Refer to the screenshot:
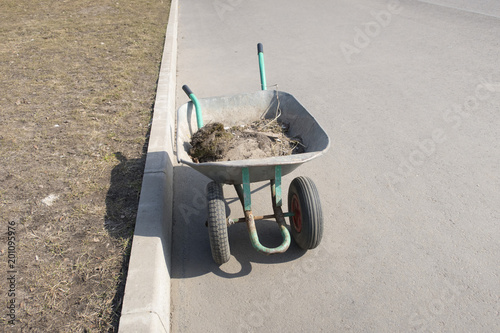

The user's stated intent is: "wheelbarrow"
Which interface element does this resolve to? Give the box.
[176,44,330,264]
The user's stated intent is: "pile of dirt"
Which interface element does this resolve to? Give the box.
[189,119,305,163]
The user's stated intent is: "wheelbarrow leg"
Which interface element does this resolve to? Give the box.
[233,167,291,255]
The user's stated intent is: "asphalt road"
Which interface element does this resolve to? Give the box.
[171,0,500,331]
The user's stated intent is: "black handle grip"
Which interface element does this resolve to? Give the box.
[182,84,193,96]
[257,43,264,54]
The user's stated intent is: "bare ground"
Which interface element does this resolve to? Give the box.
[0,0,170,331]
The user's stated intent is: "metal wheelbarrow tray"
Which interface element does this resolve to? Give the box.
[177,90,329,183]
[176,89,330,264]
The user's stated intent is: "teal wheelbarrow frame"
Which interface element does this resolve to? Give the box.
[177,44,330,264]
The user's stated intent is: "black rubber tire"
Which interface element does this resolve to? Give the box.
[287,176,323,249]
[206,181,230,265]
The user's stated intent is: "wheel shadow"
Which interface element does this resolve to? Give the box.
[171,165,307,280]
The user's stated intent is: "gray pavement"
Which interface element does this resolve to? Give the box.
[171,0,500,332]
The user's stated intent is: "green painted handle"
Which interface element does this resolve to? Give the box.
[257,43,267,90]
[182,85,203,130]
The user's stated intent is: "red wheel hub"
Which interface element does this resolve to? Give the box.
[291,194,302,233]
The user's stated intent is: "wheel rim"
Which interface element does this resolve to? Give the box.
[291,194,302,233]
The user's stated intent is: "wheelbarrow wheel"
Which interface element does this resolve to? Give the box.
[287,176,323,249]
[207,181,230,265]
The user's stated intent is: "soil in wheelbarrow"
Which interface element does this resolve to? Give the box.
[189,119,305,163]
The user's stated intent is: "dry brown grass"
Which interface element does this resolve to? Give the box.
[0,0,170,331]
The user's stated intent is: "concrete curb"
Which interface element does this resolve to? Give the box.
[118,0,178,332]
